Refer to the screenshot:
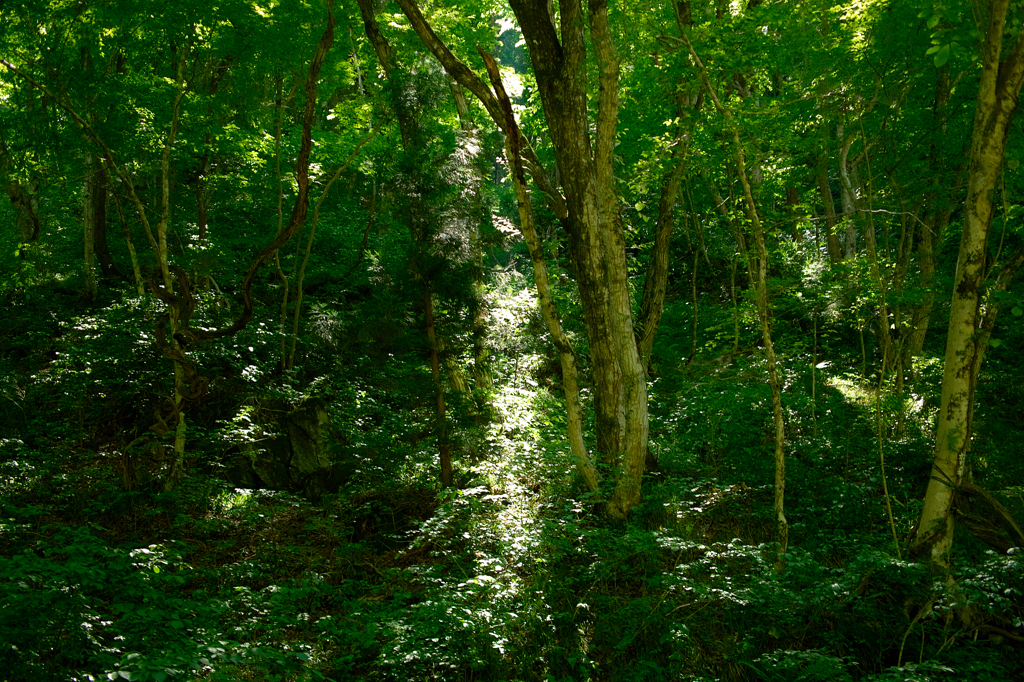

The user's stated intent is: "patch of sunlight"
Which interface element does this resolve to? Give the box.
[214,487,254,513]
[911,355,942,376]
[827,373,876,407]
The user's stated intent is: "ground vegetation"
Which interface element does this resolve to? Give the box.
[2,0,1024,680]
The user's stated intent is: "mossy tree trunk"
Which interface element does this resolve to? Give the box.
[503,0,649,519]
[911,0,1024,568]
[395,0,689,517]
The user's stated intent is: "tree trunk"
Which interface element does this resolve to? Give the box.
[479,48,600,494]
[288,126,378,370]
[84,153,119,296]
[424,286,453,487]
[108,188,146,295]
[506,0,648,519]
[839,129,893,378]
[395,0,676,517]
[358,0,456,486]
[83,157,99,301]
[159,52,189,488]
[815,150,843,264]
[88,159,121,281]
[1,129,42,245]
[682,28,787,560]
[837,124,858,259]
[907,68,955,365]
[911,0,1024,568]
[906,209,943,363]
[449,79,495,408]
[637,110,689,370]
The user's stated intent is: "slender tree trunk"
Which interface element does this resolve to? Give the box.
[730,255,740,352]
[193,58,229,290]
[906,210,942,362]
[7,180,41,244]
[106,188,145,295]
[288,127,378,370]
[687,244,699,366]
[739,147,788,563]
[1,130,42,245]
[705,176,748,352]
[838,124,859,259]
[424,286,453,487]
[358,0,456,486]
[272,75,293,370]
[396,0,671,517]
[785,185,801,242]
[841,133,893,378]
[890,205,913,392]
[194,147,213,291]
[89,160,120,281]
[637,111,689,369]
[450,79,494,407]
[907,68,955,365]
[911,0,1024,568]
[683,29,787,560]
[479,51,599,493]
[83,155,100,301]
[815,152,843,264]
[160,51,189,488]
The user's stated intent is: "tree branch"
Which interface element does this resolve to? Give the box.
[392,0,567,218]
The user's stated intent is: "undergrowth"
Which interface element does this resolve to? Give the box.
[1,285,1023,682]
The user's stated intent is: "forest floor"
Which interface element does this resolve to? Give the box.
[1,283,1023,682]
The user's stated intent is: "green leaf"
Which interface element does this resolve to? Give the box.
[934,44,950,67]
[1012,306,1023,317]
[927,14,940,29]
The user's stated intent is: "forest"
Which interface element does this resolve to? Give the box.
[2,0,1024,679]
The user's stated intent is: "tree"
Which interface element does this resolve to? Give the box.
[1,0,340,487]
[681,23,788,561]
[911,0,1024,568]
[392,0,693,519]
